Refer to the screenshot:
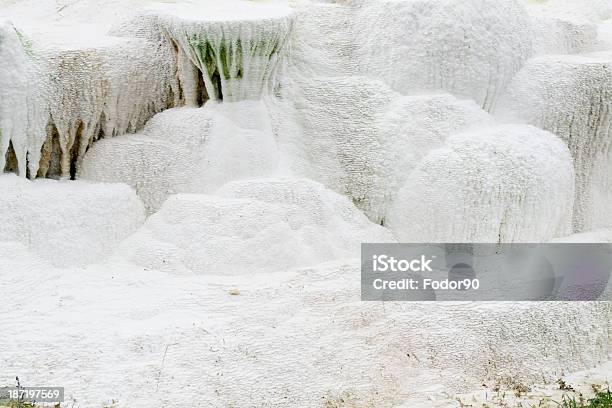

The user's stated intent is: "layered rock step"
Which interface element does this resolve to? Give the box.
[497,52,612,232]
[0,0,294,180]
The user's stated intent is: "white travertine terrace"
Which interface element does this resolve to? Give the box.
[1,0,612,406]
[354,0,534,111]
[387,125,576,243]
[0,0,294,179]
[497,53,612,232]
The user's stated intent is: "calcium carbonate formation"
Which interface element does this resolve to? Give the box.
[79,101,280,212]
[354,0,533,111]
[155,4,294,102]
[116,178,394,275]
[386,125,575,243]
[2,0,612,406]
[0,174,145,267]
[497,53,612,232]
[0,1,294,180]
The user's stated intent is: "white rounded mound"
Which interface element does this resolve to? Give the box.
[80,101,280,212]
[496,53,612,232]
[284,76,395,220]
[0,174,145,267]
[372,93,495,224]
[116,178,394,275]
[354,0,533,111]
[387,125,575,243]
[284,76,494,224]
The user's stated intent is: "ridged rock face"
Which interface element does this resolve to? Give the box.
[115,178,394,275]
[0,22,180,180]
[39,37,180,180]
[158,12,294,102]
[496,53,612,232]
[0,4,294,181]
[353,0,533,111]
[387,125,575,243]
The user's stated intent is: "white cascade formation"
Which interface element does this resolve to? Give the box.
[0,19,45,177]
[155,5,294,103]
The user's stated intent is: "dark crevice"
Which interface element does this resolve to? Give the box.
[38,121,62,179]
[69,121,84,180]
[212,70,223,101]
[96,111,107,141]
[197,69,209,106]
[4,140,19,175]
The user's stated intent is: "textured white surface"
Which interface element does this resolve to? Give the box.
[0,18,178,179]
[521,0,612,23]
[1,0,612,406]
[0,248,609,407]
[80,101,280,212]
[279,77,495,223]
[154,2,294,102]
[354,0,533,111]
[496,53,612,232]
[0,19,42,177]
[0,0,293,178]
[0,174,145,267]
[116,178,394,275]
[387,125,575,243]
[553,228,612,243]
[527,8,597,55]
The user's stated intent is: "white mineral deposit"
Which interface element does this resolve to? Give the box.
[0,0,611,407]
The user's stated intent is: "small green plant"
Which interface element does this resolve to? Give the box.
[557,389,612,408]
[587,389,612,407]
